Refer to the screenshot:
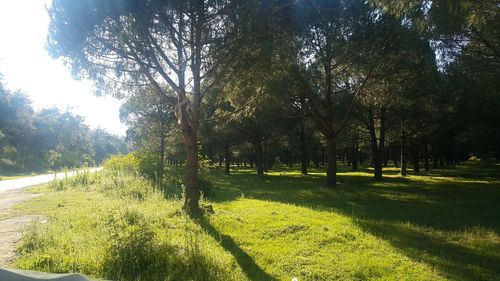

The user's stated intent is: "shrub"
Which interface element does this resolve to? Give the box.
[48,170,102,191]
[135,151,160,180]
[103,154,139,173]
[100,171,157,201]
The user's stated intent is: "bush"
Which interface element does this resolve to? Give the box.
[135,151,161,180]
[104,151,166,182]
[100,171,157,201]
[103,154,139,173]
[48,170,102,191]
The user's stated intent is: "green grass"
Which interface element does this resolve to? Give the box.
[11,161,500,280]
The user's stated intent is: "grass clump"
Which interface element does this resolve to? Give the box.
[16,171,246,281]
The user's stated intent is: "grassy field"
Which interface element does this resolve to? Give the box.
[11,161,500,280]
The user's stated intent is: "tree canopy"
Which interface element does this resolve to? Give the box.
[46,0,500,210]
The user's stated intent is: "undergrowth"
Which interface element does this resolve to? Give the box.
[17,170,246,281]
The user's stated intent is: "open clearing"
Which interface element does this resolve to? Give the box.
[8,161,500,280]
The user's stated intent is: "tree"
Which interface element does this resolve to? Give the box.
[48,0,233,210]
[0,81,35,171]
[91,128,129,165]
[355,16,439,179]
[282,0,378,187]
[120,87,175,179]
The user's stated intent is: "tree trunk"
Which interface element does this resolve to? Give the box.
[263,141,269,173]
[401,127,408,177]
[368,116,382,179]
[301,155,308,175]
[411,141,420,173]
[367,108,385,180]
[255,141,264,176]
[326,135,337,187]
[183,132,199,211]
[352,142,358,171]
[373,148,383,179]
[299,126,308,175]
[224,146,231,175]
[321,146,325,166]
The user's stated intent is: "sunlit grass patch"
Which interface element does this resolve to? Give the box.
[209,198,442,280]
[14,172,247,281]
[12,160,500,280]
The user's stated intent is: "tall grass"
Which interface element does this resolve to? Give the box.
[18,170,246,281]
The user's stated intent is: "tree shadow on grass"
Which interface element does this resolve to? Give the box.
[193,213,278,281]
[357,220,500,281]
[206,162,500,280]
[209,168,500,233]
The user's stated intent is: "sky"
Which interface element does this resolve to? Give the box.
[0,0,127,136]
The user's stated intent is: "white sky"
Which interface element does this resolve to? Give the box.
[0,0,127,136]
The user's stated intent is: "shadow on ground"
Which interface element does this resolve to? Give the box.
[194,214,278,281]
[206,161,500,280]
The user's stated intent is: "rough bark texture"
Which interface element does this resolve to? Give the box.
[366,107,385,180]
[183,131,199,211]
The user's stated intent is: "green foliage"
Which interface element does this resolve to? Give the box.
[103,154,140,174]
[100,152,212,201]
[0,76,127,174]
[48,170,101,191]
[92,128,129,165]
[135,151,162,179]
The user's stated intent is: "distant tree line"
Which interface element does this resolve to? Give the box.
[0,77,128,173]
[48,0,499,210]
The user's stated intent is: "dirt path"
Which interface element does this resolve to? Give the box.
[0,190,45,267]
[0,168,102,266]
[0,167,102,192]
